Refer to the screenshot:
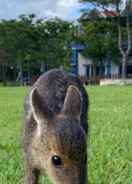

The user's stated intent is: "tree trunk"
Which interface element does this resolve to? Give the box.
[27,62,30,85]
[122,54,127,79]
[99,60,103,78]
[118,3,131,79]
[17,61,23,85]
[16,61,23,85]
[93,63,96,80]
[13,67,16,81]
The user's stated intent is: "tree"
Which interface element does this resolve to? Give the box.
[0,20,18,85]
[79,8,119,78]
[36,18,75,70]
[80,0,132,79]
[0,49,10,85]
[118,2,132,78]
[0,15,76,85]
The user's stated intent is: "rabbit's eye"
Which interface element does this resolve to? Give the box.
[52,155,62,167]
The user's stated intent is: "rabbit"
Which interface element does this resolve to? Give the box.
[22,69,89,184]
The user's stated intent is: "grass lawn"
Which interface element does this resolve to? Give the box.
[0,86,132,184]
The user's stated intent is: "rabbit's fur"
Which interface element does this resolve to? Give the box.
[22,69,88,184]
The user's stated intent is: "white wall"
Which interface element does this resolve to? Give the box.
[78,54,92,76]
[78,54,120,78]
[111,63,119,76]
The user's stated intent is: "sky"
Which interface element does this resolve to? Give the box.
[0,0,89,21]
[0,0,126,21]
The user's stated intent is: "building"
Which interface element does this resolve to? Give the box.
[73,4,132,81]
[71,43,132,80]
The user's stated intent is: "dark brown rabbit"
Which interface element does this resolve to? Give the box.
[22,69,89,184]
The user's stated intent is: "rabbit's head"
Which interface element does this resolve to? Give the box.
[30,86,87,184]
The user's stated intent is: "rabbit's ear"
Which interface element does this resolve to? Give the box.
[30,88,53,123]
[62,85,82,120]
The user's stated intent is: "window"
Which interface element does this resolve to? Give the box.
[86,65,89,77]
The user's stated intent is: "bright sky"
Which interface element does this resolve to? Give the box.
[0,0,126,21]
[0,0,88,21]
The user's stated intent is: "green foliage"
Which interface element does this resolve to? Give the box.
[0,15,75,83]
[35,18,75,69]
[80,18,120,66]
[81,20,108,60]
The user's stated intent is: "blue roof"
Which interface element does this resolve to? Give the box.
[71,43,85,50]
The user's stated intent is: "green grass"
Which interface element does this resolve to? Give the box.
[0,86,132,184]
